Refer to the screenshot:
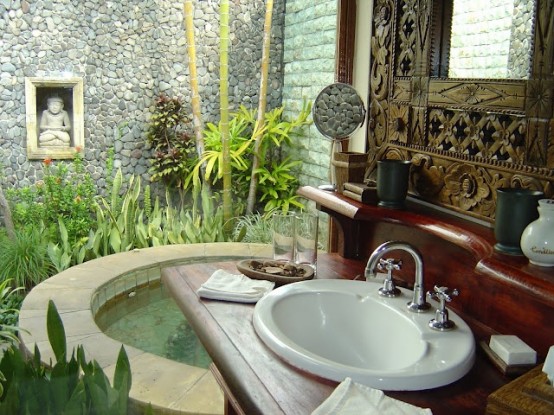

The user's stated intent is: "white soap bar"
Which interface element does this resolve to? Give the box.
[489,335,537,365]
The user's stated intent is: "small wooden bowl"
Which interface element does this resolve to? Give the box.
[236,259,314,285]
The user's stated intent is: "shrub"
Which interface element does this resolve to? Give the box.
[0,300,132,414]
[146,94,197,190]
[0,279,24,347]
[233,213,273,244]
[0,227,54,289]
[7,152,96,245]
[187,103,312,214]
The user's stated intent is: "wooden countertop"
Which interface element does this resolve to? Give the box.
[162,253,512,415]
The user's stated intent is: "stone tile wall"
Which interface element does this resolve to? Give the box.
[282,0,337,190]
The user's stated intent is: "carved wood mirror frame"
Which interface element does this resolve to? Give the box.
[366,0,554,222]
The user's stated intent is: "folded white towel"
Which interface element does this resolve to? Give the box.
[312,378,433,415]
[197,269,275,303]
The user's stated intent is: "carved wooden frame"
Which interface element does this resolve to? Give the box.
[367,0,554,222]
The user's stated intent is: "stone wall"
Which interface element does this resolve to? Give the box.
[0,0,285,193]
[282,0,337,189]
[281,0,337,247]
[449,0,534,79]
[507,0,535,79]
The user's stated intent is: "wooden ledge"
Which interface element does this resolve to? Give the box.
[298,185,493,259]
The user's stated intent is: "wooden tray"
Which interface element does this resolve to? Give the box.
[236,259,314,285]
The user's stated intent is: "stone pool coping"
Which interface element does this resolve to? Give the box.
[19,242,272,415]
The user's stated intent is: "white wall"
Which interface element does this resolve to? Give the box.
[349,0,373,154]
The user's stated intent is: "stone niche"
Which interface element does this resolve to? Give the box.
[25,77,84,159]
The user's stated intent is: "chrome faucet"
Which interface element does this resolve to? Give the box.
[365,241,431,312]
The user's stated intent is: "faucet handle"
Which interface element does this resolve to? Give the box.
[428,286,459,303]
[427,286,459,331]
[377,258,402,272]
[376,258,402,297]
[377,258,402,273]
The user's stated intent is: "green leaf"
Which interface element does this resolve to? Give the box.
[109,228,122,253]
[47,300,66,363]
[113,346,131,394]
[63,380,86,413]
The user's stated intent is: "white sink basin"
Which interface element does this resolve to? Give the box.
[253,279,475,391]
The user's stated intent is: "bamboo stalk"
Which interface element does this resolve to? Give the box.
[246,0,274,214]
[219,0,232,224]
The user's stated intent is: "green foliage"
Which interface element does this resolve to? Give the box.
[105,123,125,197]
[232,213,272,244]
[47,218,89,273]
[84,169,228,259]
[0,227,54,289]
[0,279,24,347]
[91,169,144,255]
[147,94,197,189]
[187,107,253,202]
[0,300,132,414]
[7,153,96,244]
[187,102,312,214]
[255,156,305,213]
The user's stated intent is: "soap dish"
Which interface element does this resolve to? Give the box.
[480,341,537,377]
[236,259,314,285]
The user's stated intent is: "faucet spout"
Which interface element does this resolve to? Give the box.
[365,241,430,313]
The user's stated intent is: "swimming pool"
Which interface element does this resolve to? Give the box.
[95,282,212,369]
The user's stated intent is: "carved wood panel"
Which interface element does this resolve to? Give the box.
[368,0,554,222]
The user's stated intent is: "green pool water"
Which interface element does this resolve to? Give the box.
[95,283,212,369]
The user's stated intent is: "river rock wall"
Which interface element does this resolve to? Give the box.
[0,0,285,193]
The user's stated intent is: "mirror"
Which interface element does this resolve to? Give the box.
[313,83,366,141]
[435,0,535,79]
[367,0,553,223]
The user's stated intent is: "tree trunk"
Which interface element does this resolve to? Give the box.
[0,185,15,240]
[246,0,274,214]
[219,0,232,226]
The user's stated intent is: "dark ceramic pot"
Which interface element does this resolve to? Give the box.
[494,188,544,255]
[376,159,412,209]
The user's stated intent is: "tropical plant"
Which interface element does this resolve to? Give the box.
[255,156,304,213]
[134,186,227,247]
[84,169,228,259]
[0,227,54,289]
[187,108,253,204]
[188,104,311,215]
[105,123,124,198]
[0,300,132,414]
[47,218,89,273]
[88,169,145,257]
[146,94,197,189]
[0,279,24,347]
[7,153,96,245]
[232,213,272,244]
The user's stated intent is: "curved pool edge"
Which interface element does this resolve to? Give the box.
[18,242,273,415]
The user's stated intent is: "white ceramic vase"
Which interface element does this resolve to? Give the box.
[520,199,554,267]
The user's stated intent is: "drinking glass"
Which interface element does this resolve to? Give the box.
[294,212,318,273]
[272,212,296,261]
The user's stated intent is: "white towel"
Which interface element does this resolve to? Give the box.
[312,378,433,415]
[197,269,275,303]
